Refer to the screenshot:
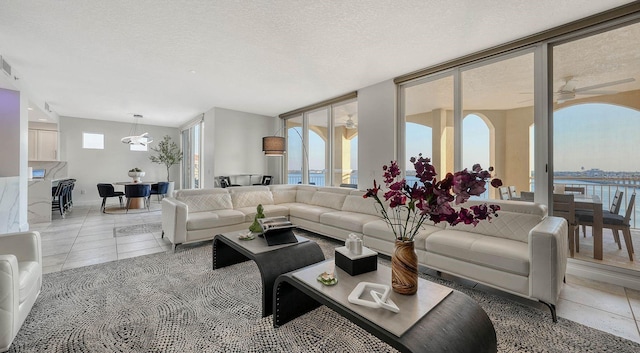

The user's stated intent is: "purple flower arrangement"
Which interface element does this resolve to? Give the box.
[364,154,503,241]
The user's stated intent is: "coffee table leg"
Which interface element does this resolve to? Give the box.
[273,276,321,327]
[256,241,325,317]
[212,237,250,270]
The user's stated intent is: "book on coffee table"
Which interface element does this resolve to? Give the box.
[258,217,298,246]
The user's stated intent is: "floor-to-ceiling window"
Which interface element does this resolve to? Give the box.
[181,119,203,189]
[461,51,535,199]
[332,100,358,186]
[307,108,328,186]
[399,51,535,200]
[286,115,304,184]
[401,73,453,179]
[283,96,358,187]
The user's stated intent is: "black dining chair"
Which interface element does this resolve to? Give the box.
[97,183,125,213]
[575,192,635,260]
[150,182,170,201]
[576,190,623,238]
[124,184,151,213]
[219,176,240,188]
[253,175,272,186]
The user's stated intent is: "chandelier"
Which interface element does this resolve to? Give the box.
[121,114,153,146]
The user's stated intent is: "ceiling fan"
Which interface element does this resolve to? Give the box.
[345,114,357,129]
[555,76,635,103]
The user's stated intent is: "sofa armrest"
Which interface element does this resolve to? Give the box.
[0,231,42,264]
[528,216,568,305]
[0,254,20,348]
[162,198,188,245]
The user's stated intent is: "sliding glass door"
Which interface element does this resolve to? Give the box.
[181,121,202,189]
[551,20,640,264]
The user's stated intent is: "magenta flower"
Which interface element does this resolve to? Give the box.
[364,154,502,241]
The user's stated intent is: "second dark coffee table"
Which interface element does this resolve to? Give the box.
[212,231,325,317]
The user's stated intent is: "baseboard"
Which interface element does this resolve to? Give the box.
[566,259,640,291]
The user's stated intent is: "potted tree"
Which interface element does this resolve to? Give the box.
[149,135,183,197]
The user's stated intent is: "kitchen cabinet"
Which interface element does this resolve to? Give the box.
[29,129,58,161]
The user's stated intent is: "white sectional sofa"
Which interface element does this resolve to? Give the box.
[161,184,568,321]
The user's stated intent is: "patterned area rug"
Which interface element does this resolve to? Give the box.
[113,223,163,237]
[9,233,640,352]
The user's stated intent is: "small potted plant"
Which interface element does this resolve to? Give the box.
[128,167,145,183]
[149,135,183,196]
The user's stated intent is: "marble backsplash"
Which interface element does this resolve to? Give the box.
[28,161,68,224]
[0,176,20,233]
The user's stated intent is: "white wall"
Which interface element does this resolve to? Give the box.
[357,79,397,189]
[201,107,279,187]
[59,116,180,205]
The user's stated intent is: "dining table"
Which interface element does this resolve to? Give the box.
[113,181,156,209]
[573,195,604,260]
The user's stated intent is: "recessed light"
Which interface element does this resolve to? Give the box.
[38,118,47,121]
[189,70,196,74]
[28,107,33,111]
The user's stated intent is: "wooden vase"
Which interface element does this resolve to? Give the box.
[391,240,418,295]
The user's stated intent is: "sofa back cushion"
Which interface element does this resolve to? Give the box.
[342,194,380,217]
[446,200,547,243]
[229,187,275,209]
[311,191,347,210]
[269,184,298,204]
[296,185,318,204]
[174,189,232,212]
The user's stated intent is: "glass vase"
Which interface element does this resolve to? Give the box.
[391,240,418,295]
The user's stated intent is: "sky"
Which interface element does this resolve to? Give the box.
[406,116,490,172]
[554,103,640,172]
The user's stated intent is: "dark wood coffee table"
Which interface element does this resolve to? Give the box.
[273,260,497,353]
[212,231,325,317]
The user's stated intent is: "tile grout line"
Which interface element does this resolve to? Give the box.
[623,287,640,337]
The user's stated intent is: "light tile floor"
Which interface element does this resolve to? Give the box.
[32,203,640,344]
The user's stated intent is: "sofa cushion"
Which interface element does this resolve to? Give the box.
[341,194,380,217]
[426,229,530,276]
[288,204,335,222]
[363,219,442,251]
[175,189,232,212]
[272,190,297,204]
[186,210,245,230]
[447,200,547,243]
[236,204,290,222]
[230,190,274,208]
[296,188,317,204]
[311,192,347,210]
[18,261,40,304]
[320,211,381,233]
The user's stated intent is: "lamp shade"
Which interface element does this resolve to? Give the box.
[262,136,285,156]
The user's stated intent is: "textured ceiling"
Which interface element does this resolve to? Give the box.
[0,1,635,127]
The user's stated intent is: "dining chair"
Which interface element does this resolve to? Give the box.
[499,187,511,200]
[575,192,635,261]
[552,193,579,257]
[124,184,151,213]
[520,191,535,201]
[97,183,125,213]
[253,175,272,186]
[508,186,518,199]
[150,182,170,201]
[564,186,586,195]
[219,176,240,188]
[577,190,623,238]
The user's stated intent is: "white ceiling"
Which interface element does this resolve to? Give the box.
[0,1,635,127]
